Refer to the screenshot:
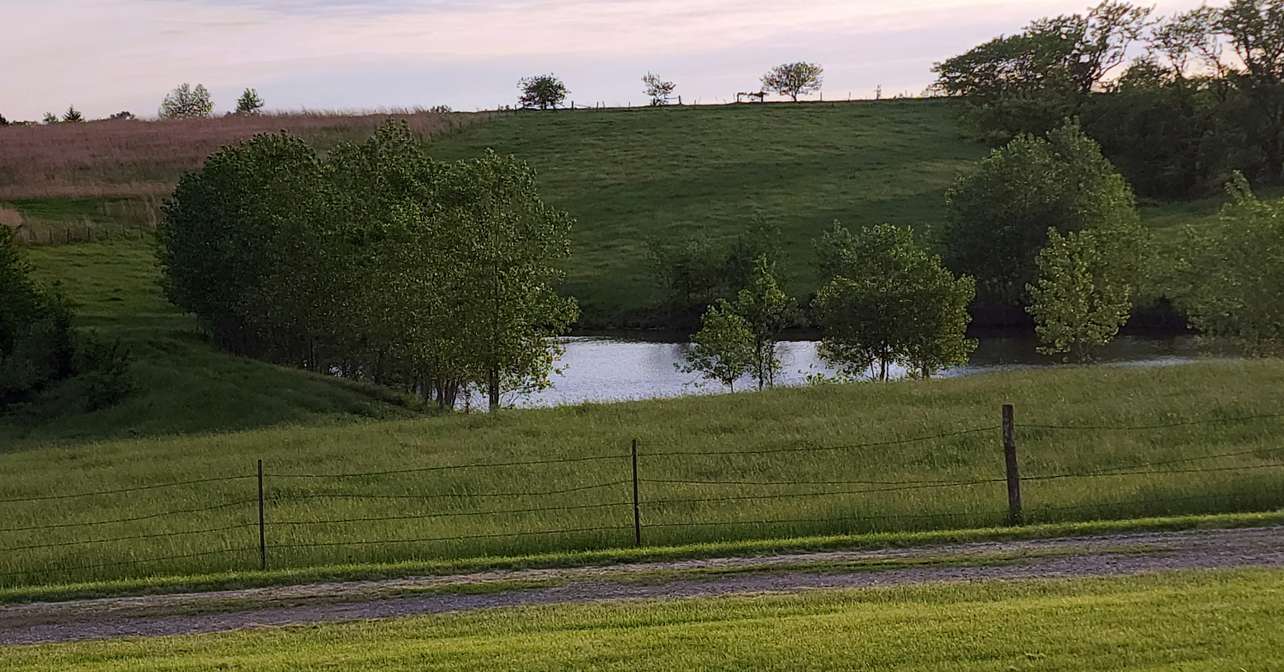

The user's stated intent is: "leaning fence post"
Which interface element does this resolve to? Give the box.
[257,459,268,570]
[631,438,642,547]
[1003,404,1023,525]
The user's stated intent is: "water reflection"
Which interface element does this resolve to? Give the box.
[506,335,1214,408]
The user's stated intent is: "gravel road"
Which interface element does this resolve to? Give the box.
[3,525,1281,645]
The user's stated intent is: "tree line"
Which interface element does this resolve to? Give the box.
[934,0,1284,197]
[157,122,577,411]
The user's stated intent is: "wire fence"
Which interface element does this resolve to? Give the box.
[2,406,1282,586]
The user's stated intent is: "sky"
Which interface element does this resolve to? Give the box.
[1,0,1210,120]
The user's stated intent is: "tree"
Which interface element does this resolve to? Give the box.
[0,113,8,126]
[732,255,794,390]
[761,62,824,102]
[518,74,569,110]
[108,111,136,121]
[942,122,1141,308]
[159,83,214,119]
[41,112,59,125]
[642,73,677,106]
[437,150,580,411]
[235,88,265,115]
[1217,0,1284,180]
[814,223,976,381]
[683,300,755,391]
[61,106,83,123]
[1026,228,1135,361]
[933,2,1152,139]
[1177,174,1284,354]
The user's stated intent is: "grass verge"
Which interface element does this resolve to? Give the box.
[6,568,1282,670]
[2,510,1278,605]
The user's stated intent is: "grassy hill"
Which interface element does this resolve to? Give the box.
[427,100,986,326]
[0,241,422,447]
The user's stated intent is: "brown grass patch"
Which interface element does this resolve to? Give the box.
[0,110,489,200]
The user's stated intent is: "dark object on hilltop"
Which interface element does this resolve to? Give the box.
[518,74,569,110]
[62,106,84,123]
[108,111,136,121]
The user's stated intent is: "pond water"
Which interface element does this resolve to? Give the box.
[499,335,1213,408]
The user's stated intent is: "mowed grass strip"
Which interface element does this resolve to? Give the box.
[6,569,1283,670]
[1,359,1282,588]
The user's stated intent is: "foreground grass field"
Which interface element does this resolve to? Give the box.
[1,357,1281,589]
[7,570,1282,670]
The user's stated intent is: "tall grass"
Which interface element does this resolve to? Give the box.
[0,110,487,200]
[0,360,1281,589]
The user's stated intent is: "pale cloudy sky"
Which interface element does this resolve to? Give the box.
[1,0,1208,120]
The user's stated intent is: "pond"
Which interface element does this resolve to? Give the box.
[499,335,1215,408]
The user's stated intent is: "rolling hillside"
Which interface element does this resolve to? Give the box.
[427,100,986,326]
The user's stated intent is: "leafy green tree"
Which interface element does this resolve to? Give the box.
[733,255,795,390]
[761,62,824,102]
[642,73,677,106]
[61,106,83,123]
[942,122,1141,308]
[683,300,755,391]
[159,83,214,119]
[518,75,569,110]
[235,88,265,115]
[437,150,580,411]
[814,223,976,381]
[1027,228,1136,361]
[159,131,326,355]
[1177,175,1284,354]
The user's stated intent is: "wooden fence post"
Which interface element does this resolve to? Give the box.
[257,459,268,570]
[631,439,642,547]
[1003,404,1022,525]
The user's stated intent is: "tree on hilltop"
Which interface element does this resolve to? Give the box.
[160,83,214,119]
[761,62,824,102]
[518,75,569,110]
[235,88,265,115]
[642,73,677,106]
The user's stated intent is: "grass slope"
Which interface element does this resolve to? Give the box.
[427,101,986,326]
[1,358,1282,589]
[0,241,421,446]
[8,570,1283,670]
